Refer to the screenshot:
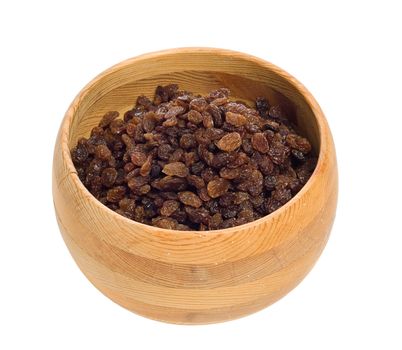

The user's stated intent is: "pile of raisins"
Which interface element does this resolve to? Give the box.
[71,85,316,230]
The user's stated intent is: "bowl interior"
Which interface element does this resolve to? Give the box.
[66,50,320,157]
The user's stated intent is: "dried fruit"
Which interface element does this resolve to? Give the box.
[131,151,147,166]
[99,111,119,128]
[207,178,230,198]
[101,168,117,187]
[95,144,112,161]
[178,191,203,208]
[179,134,197,149]
[187,110,203,124]
[216,132,242,152]
[71,84,316,230]
[162,162,189,177]
[225,111,247,126]
[106,186,126,203]
[160,200,180,216]
[251,133,270,153]
[286,134,312,154]
[255,97,270,118]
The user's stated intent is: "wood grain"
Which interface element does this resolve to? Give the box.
[52,48,338,324]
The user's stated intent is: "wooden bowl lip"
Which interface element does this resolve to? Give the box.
[59,47,330,236]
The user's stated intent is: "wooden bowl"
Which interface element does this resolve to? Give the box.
[53,48,338,324]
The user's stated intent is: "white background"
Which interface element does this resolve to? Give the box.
[1,0,401,349]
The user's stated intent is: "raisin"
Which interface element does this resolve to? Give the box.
[151,176,187,191]
[269,105,285,119]
[251,133,270,153]
[189,98,208,112]
[95,144,112,161]
[162,162,189,177]
[152,217,178,229]
[264,175,277,191]
[110,119,126,135]
[201,167,217,182]
[291,149,306,163]
[119,198,136,213]
[180,134,197,149]
[272,186,292,204]
[191,161,205,175]
[187,110,203,124]
[140,155,153,176]
[202,112,214,128]
[219,193,237,207]
[178,191,203,208]
[268,142,289,165]
[184,151,197,167]
[99,111,119,128]
[207,178,230,198]
[127,176,150,193]
[106,186,126,203]
[101,168,117,187]
[136,95,152,108]
[225,111,247,126]
[71,143,89,164]
[216,132,242,152]
[160,200,180,217]
[131,151,147,166]
[219,167,240,179]
[221,205,240,219]
[185,206,210,225]
[163,116,178,127]
[157,144,173,160]
[198,187,212,202]
[255,97,270,118]
[211,152,232,169]
[143,112,156,132]
[169,148,184,163]
[209,213,223,229]
[207,104,223,127]
[241,138,254,155]
[286,134,312,154]
[187,175,205,189]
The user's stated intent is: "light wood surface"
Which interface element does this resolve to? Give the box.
[52,48,338,324]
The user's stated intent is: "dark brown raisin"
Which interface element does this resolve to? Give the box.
[219,167,240,179]
[185,206,210,225]
[207,178,230,198]
[160,200,180,217]
[152,217,178,229]
[202,112,214,128]
[178,191,203,208]
[95,144,112,161]
[99,111,119,128]
[131,151,147,166]
[255,97,270,118]
[106,186,126,203]
[187,175,205,189]
[180,134,197,149]
[187,110,203,124]
[101,168,117,187]
[151,176,187,191]
[286,134,312,154]
[251,133,270,153]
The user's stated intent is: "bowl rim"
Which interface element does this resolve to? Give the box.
[59,47,330,236]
